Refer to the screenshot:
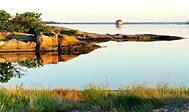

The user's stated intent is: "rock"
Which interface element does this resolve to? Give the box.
[60,43,100,55]
[37,34,58,51]
[59,35,80,46]
[152,103,189,112]
[0,39,36,52]
[6,33,36,42]
[0,41,5,46]
[0,32,12,40]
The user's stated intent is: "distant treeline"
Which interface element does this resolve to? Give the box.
[43,21,189,25]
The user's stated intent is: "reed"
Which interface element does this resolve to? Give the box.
[0,82,188,112]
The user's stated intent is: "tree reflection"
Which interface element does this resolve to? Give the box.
[0,59,41,83]
[18,59,41,68]
[0,62,23,83]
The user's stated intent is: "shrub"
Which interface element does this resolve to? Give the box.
[0,11,51,35]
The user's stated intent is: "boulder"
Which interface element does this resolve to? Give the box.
[37,34,58,51]
[0,39,36,52]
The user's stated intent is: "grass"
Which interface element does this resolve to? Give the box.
[0,82,189,112]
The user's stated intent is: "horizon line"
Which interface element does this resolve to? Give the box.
[43,21,189,25]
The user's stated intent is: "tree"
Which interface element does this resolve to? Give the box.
[0,10,11,32]
[10,12,50,35]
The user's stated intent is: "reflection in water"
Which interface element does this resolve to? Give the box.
[0,52,36,63]
[0,63,24,83]
[40,52,59,66]
[18,59,41,68]
[0,44,100,83]
[116,24,123,29]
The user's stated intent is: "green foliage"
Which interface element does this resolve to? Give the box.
[10,12,50,35]
[0,88,29,112]
[60,30,80,36]
[0,10,50,35]
[0,10,11,32]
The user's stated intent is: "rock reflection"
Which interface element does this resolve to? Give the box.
[116,24,123,29]
[40,52,59,66]
[0,43,100,83]
[0,52,36,63]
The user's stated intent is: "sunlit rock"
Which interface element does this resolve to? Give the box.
[0,41,5,46]
[59,35,80,46]
[37,33,58,51]
[0,32,12,40]
[0,39,36,52]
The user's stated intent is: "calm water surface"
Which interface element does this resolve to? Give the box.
[1,24,189,89]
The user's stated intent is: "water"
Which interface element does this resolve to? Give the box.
[1,24,189,89]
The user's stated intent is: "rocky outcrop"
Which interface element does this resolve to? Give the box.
[60,43,100,55]
[0,39,36,52]
[37,34,58,51]
[0,26,184,53]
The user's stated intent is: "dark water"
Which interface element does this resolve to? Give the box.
[1,24,189,89]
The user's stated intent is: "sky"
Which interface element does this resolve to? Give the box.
[1,0,189,22]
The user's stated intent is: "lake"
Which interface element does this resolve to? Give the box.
[1,24,189,89]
